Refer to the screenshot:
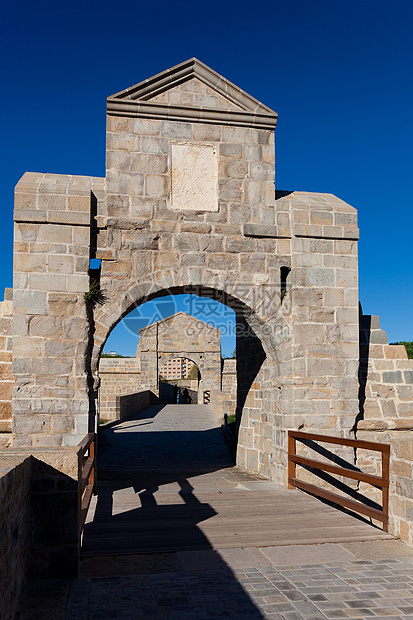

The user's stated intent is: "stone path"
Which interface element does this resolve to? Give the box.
[14,404,413,619]
[96,404,234,472]
[16,541,413,619]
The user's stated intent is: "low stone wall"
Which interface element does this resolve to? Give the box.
[118,390,158,422]
[210,389,237,423]
[352,316,413,543]
[0,444,83,587]
[0,454,31,620]
[0,288,13,448]
[98,357,141,421]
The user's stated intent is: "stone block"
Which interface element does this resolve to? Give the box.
[307,268,335,287]
[37,224,72,244]
[130,118,159,135]
[192,124,221,141]
[404,371,413,384]
[250,161,274,181]
[29,273,66,292]
[335,212,358,226]
[145,174,167,197]
[0,391,12,414]
[48,211,90,226]
[384,344,408,359]
[29,316,61,337]
[334,239,357,255]
[14,253,46,273]
[222,126,250,143]
[335,268,358,288]
[132,153,167,174]
[222,159,248,179]
[294,324,324,345]
[67,275,89,292]
[161,120,192,139]
[307,358,344,377]
[383,371,403,383]
[47,255,74,274]
[220,143,241,157]
[369,330,388,344]
[310,211,333,225]
[244,224,277,238]
[140,136,168,154]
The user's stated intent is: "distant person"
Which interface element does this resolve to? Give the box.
[177,387,181,404]
[183,388,189,404]
[173,384,178,404]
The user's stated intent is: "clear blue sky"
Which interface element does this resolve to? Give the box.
[1,0,412,355]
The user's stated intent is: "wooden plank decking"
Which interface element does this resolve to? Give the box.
[82,405,393,558]
[82,467,393,557]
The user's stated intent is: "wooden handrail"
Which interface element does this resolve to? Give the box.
[288,430,390,531]
[78,432,96,535]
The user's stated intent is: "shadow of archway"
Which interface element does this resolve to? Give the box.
[81,404,266,617]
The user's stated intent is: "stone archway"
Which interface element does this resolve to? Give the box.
[94,282,287,477]
[10,58,361,486]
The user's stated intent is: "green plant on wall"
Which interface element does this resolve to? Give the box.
[84,279,108,308]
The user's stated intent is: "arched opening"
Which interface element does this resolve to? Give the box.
[158,355,201,404]
[92,281,290,479]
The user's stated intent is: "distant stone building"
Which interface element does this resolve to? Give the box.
[98,312,236,420]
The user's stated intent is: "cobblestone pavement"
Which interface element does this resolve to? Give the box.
[16,543,413,619]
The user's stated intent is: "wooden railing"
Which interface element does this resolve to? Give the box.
[78,433,96,534]
[203,390,211,404]
[288,430,390,531]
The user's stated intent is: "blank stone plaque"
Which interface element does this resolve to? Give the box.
[170,143,218,211]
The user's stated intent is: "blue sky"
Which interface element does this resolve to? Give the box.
[1,0,412,356]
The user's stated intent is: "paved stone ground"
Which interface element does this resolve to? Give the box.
[14,405,413,619]
[15,542,413,619]
[96,404,234,472]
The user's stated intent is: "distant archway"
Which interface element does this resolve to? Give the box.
[158,356,200,404]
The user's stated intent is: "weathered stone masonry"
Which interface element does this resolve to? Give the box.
[0,58,412,546]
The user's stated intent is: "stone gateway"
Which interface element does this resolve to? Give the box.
[1,58,413,547]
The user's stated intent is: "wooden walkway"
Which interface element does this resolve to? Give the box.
[82,405,393,558]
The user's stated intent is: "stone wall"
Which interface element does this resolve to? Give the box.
[12,172,105,447]
[0,288,13,447]
[355,313,413,544]
[98,357,141,421]
[0,455,31,620]
[0,441,85,616]
[118,390,158,422]
[0,445,83,579]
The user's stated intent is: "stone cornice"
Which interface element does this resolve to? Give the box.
[106,99,277,129]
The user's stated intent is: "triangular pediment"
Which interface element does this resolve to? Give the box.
[107,58,277,129]
[139,312,221,334]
